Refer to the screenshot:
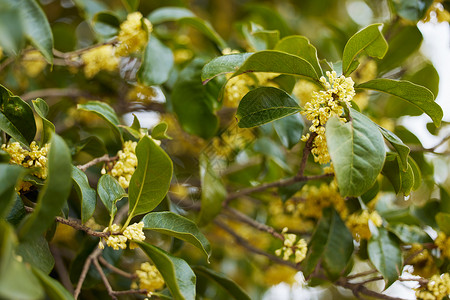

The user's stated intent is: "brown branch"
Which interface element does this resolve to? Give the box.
[297,132,317,177]
[50,245,74,294]
[77,154,118,172]
[336,278,407,300]
[111,289,148,296]
[346,269,378,280]
[74,247,102,299]
[98,256,136,280]
[20,88,93,102]
[214,219,298,269]
[54,40,117,58]
[93,257,118,300]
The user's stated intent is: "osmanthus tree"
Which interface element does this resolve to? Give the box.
[1,0,450,299]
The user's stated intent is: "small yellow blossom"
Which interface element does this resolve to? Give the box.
[99,222,146,250]
[435,231,450,259]
[406,243,437,278]
[346,210,382,240]
[135,262,165,293]
[275,227,307,263]
[22,50,47,77]
[415,273,450,300]
[81,45,119,78]
[301,71,355,164]
[116,12,152,56]
[123,222,145,249]
[127,85,158,104]
[104,141,138,189]
[208,125,255,161]
[299,182,348,220]
[173,48,193,64]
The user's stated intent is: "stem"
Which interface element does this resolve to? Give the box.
[297,132,318,177]
[98,256,137,279]
[77,154,118,172]
[74,248,102,299]
[93,258,118,300]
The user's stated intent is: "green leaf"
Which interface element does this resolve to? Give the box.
[151,122,171,140]
[278,182,306,203]
[242,23,279,51]
[198,154,226,226]
[232,50,320,83]
[128,135,173,218]
[72,166,97,224]
[436,212,450,236]
[382,153,415,195]
[302,207,354,280]
[357,79,442,127]
[32,98,55,145]
[78,101,123,145]
[440,186,450,214]
[17,236,54,274]
[32,266,75,300]
[137,242,196,300]
[409,156,421,190]
[142,211,211,260]
[342,23,388,76]
[97,174,126,219]
[378,126,409,171]
[368,226,402,288]
[390,0,434,21]
[253,137,290,171]
[275,35,323,77]
[0,8,24,56]
[138,37,174,86]
[193,266,251,300]
[326,109,386,197]
[201,53,253,83]
[92,11,120,37]
[0,112,30,148]
[273,113,304,149]
[121,0,139,12]
[19,134,72,240]
[0,164,25,218]
[389,224,432,244]
[236,87,301,128]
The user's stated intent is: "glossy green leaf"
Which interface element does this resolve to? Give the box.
[390,0,434,21]
[279,182,306,203]
[236,87,301,128]
[97,174,126,219]
[78,101,123,145]
[32,98,55,145]
[253,137,290,171]
[92,11,120,37]
[302,207,354,280]
[0,8,24,55]
[121,0,139,12]
[0,112,29,148]
[342,23,388,76]
[275,35,323,77]
[326,109,386,197]
[72,166,97,224]
[382,153,415,195]
[436,212,450,236]
[142,211,211,260]
[128,135,173,218]
[17,236,54,274]
[198,154,226,226]
[19,134,72,240]
[201,53,253,83]
[242,23,279,51]
[32,266,75,300]
[151,122,171,140]
[0,164,25,218]
[138,37,174,86]
[368,226,402,288]
[193,266,251,300]
[409,156,421,190]
[273,113,304,149]
[389,224,432,244]
[357,79,442,126]
[232,51,320,83]
[137,242,196,300]
[378,126,409,171]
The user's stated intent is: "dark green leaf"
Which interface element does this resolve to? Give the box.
[440,186,450,214]
[0,164,25,218]
[326,109,386,197]
[151,122,171,140]
[201,53,253,83]
[436,212,450,236]
[97,174,126,219]
[273,113,304,149]
[278,182,306,203]
[92,12,120,37]
[275,35,323,77]
[142,211,211,260]
[32,266,75,300]
[33,98,55,145]
[242,23,279,51]
[378,126,409,171]
[357,79,442,126]
[390,0,434,21]
[72,166,97,224]
[381,153,414,195]
[193,266,251,300]
[137,242,196,300]
[409,156,421,190]
[17,236,54,274]
[0,8,24,55]
[0,112,29,148]
[128,135,173,218]
[198,154,226,226]
[19,134,72,240]
[138,37,174,86]
[342,23,388,76]
[389,224,432,244]
[78,101,123,145]
[236,87,301,128]
[302,207,354,280]
[368,226,402,288]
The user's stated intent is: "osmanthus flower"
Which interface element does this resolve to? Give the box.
[423,0,450,23]
[115,12,152,57]
[415,273,450,300]
[301,71,356,165]
[102,140,138,189]
[345,210,382,241]
[405,243,437,279]
[275,227,307,263]
[98,222,145,250]
[80,45,119,78]
[434,231,450,259]
[133,262,165,298]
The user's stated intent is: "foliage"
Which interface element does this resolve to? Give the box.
[0,0,450,299]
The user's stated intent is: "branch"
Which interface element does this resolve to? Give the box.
[93,257,118,300]
[98,256,136,280]
[53,40,117,58]
[111,289,148,296]
[77,154,118,172]
[297,132,317,177]
[20,88,93,102]
[409,133,450,154]
[50,245,74,294]
[336,278,407,300]
[74,247,102,299]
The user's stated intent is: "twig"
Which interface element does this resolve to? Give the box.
[54,40,117,58]
[336,278,407,300]
[297,132,317,177]
[74,247,102,299]
[346,269,378,280]
[93,257,118,300]
[112,289,148,296]
[98,256,136,279]
[214,219,298,269]
[50,245,74,294]
[77,154,118,172]
[20,88,93,102]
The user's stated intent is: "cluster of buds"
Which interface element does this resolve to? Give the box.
[99,222,145,250]
[275,227,307,263]
[115,12,152,57]
[415,273,450,300]
[102,140,138,189]
[134,262,165,298]
[346,210,382,241]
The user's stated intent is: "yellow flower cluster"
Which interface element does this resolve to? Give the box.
[98,222,145,250]
[264,264,298,286]
[406,243,437,278]
[135,262,165,296]
[416,273,450,300]
[300,182,347,220]
[81,45,119,78]
[345,210,382,240]
[1,141,50,191]
[423,0,450,23]
[435,232,450,259]
[275,228,307,263]
[116,12,152,57]
[127,85,158,104]
[209,125,255,161]
[22,50,47,77]
[102,140,138,189]
[301,71,355,164]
